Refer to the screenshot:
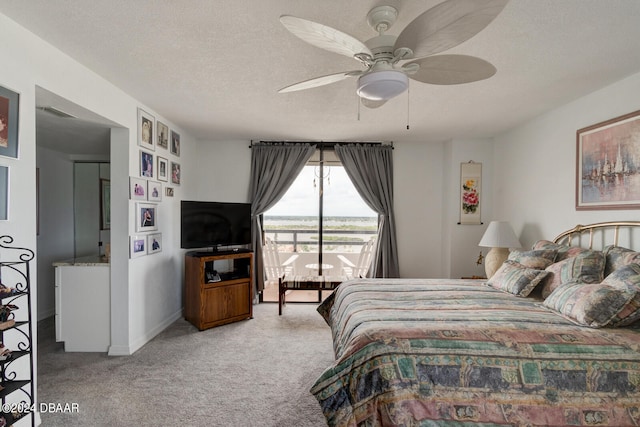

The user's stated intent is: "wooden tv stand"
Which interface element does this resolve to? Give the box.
[184,250,253,330]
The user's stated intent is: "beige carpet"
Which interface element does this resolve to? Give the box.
[37,303,334,426]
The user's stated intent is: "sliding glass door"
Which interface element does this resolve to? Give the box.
[261,149,376,300]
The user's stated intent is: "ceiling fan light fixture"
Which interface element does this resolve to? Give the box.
[356,70,408,101]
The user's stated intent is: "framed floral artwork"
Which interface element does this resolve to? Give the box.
[576,110,640,210]
[137,108,155,151]
[459,161,482,225]
[0,85,19,159]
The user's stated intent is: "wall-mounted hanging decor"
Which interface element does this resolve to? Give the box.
[157,121,168,150]
[129,176,147,201]
[130,235,147,258]
[137,108,155,151]
[170,129,180,156]
[135,202,158,232]
[459,161,482,225]
[0,85,19,159]
[140,150,154,178]
[148,233,162,254]
[100,179,110,230]
[576,110,640,210]
[148,181,162,202]
[157,156,168,182]
[171,161,181,185]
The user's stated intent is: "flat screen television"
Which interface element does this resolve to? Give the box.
[180,201,252,250]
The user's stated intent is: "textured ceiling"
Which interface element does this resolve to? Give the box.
[2,0,640,146]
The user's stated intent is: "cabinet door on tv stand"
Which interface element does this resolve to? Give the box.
[202,282,251,326]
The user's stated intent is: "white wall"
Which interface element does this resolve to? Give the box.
[194,140,251,202]
[36,147,74,320]
[0,13,198,359]
[443,138,496,279]
[494,71,640,248]
[394,141,446,277]
[191,139,463,279]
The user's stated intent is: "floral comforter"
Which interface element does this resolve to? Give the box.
[311,279,640,426]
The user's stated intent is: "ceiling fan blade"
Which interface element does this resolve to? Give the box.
[394,0,509,59]
[406,54,496,85]
[278,71,362,93]
[360,98,387,109]
[280,15,372,58]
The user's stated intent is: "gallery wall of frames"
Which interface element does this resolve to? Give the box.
[129,108,182,259]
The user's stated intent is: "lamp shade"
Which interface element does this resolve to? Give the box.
[478,221,521,249]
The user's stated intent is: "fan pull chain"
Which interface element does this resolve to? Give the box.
[406,82,410,130]
[357,94,361,121]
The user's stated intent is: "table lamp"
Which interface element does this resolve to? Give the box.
[478,221,521,279]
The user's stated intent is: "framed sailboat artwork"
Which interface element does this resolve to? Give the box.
[576,110,640,210]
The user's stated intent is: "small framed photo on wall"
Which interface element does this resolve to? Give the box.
[129,176,147,200]
[157,121,169,150]
[140,150,154,178]
[137,108,155,151]
[171,161,181,185]
[136,202,158,232]
[0,85,20,159]
[148,181,162,202]
[148,233,162,254]
[130,235,147,259]
[157,156,168,182]
[170,130,180,156]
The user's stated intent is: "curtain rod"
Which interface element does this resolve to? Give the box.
[249,140,394,149]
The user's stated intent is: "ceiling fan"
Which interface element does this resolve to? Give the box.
[278,0,509,108]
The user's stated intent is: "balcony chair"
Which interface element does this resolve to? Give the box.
[278,237,377,315]
[337,237,376,279]
[262,236,298,287]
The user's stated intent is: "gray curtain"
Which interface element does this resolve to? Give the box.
[334,144,399,278]
[249,143,316,296]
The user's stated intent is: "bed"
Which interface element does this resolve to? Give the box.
[311,222,640,426]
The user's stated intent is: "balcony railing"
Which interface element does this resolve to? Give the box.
[263,228,376,253]
[263,228,376,277]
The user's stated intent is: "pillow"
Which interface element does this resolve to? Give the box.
[532,240,586,262]
[543,281,636,328]
[603,245,640,277]
[508,249,557,269]
[600,263,640,326]
[486,260,549,297]
[540,249,605,299]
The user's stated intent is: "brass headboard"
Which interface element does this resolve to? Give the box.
[553,221,640,249]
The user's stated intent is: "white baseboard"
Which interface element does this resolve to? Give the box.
[108,308,183,356]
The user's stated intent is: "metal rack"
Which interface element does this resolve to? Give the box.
[0,236,35,426]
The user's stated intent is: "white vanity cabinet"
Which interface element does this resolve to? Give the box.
[54,256,110,352]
